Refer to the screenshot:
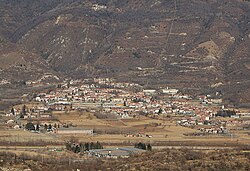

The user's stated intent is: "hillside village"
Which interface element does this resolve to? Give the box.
[3,78,250,138]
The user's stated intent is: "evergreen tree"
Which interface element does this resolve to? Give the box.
[75,145,80,153]
[48,124,52,130]
[11,107,15,115]
[147,144,152,151]
[36,124,40,131]
[85,143,90,151]
[90,142,94,150]
[25,122,35,131]
[96,141,103,149]
[20,113,24,119]
[44,124,48,131]
[22,105,27,115]
[135,142,147,150]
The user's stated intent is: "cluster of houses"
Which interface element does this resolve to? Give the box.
[0,79,10,85]
[198,126,228,134]
[3,78,247,136]
[177,117,230,135]
[125,132,153,138]
[32,78,184,119]
[5,105,52,120]
[34,78,203,121]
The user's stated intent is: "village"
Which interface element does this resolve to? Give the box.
[2,78,249,137]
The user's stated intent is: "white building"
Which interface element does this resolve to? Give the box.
[161,88,178,95]
[143,89,157,95]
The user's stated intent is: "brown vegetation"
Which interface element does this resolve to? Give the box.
[0,149,249,171]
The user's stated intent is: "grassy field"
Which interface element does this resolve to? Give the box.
[1,110,249,148]
[50,111,248,147]
[0,129,59,143]
[0,110,249,164]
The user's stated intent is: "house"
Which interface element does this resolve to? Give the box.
[210,99,222,104]
[161,88,179,95]
[231,115,240,119]
[112,98,124,102]
[40,113,52,118]
[143,89,157,95]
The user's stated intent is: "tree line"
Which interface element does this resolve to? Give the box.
[66,141,103,153]
[134,142,152,151]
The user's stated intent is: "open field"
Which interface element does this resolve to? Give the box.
[0,129,59,143]
[54,111,249,144]
[1,111,245,147]
[1,110,249,149]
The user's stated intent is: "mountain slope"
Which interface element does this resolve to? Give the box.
[0,0,250,105]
